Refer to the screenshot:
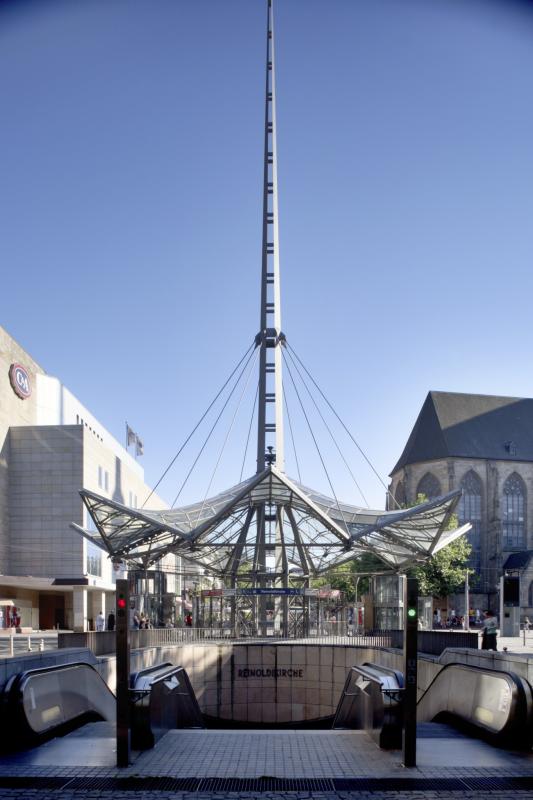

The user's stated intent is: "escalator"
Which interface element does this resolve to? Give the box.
[1,660,204,752]
[333,661,533,751]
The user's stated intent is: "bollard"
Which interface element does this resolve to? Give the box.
[9,630,14,657]
[39,639,44,652]
[27,636,32,652]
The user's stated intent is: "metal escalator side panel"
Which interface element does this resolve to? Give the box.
[332,669,360,729]
[129,662,173,689]
[131,665,204,751]
[6,662,115,741]
[175,667,204,728]
[417,662,533,747]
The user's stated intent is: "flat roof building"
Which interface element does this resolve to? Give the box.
[0,324,177,631]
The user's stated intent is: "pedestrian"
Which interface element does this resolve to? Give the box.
[107,611,115,631]
[95,610,105,632]
[481,610,498,651]
[524,616,531,631]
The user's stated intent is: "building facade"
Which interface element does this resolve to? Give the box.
[389,391,533,614]
[0,324,179,631]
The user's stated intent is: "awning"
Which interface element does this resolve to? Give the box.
[0,600,16,605]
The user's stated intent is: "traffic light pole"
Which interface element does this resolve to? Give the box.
[115,579,130,767]
[403,576,418,768]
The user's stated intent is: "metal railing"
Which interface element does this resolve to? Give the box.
[57,627,480,657]
[58,628,397,656]
[0,634,59,658]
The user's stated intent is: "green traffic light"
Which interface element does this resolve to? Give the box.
[407,608,417,618]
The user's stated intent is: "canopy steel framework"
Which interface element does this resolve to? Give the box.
[75,1,470,629]
[75,466,469,577]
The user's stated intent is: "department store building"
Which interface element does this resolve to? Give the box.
[0,324,178,631]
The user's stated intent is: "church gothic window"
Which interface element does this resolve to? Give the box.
[458,470,482,574]
[394,480,406,507]
[502,473,526,549]
[416,472,441,500]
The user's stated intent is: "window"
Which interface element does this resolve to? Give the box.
[502,473,526,549]
[86,542,102,577]
[98,467,109,492]
[394,481,406,507]
[416,472,441,500]
[458,470,482,574]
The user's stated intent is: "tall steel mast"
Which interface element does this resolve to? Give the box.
[256,0,285,474]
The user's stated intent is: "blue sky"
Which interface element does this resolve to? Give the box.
[1,0,533,509]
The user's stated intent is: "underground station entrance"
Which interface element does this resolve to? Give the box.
[3,579,533,796]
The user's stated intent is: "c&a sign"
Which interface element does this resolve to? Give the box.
[9,363,31,399]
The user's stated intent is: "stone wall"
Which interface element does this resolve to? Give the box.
[391,455,533,607]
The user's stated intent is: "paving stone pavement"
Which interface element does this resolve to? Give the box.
[1,726,533,798]
[1,791,533,799]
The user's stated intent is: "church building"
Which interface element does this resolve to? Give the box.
[389,391,533,614]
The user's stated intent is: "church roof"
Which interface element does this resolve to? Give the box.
[391,391,533,474]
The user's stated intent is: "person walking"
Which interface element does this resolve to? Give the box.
[481,610,498,651]
[95,610,105,632]
[107,611,115,631]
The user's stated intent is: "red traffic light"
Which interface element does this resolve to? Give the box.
[117,596,126,609]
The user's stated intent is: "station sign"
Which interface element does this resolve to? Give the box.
[201,589,224,597]
[237,588,303,596]
[9,363,31,399]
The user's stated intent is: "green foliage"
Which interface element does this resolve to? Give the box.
[406,493,473,597]
[311,552,385,602]
[408,536,473,597]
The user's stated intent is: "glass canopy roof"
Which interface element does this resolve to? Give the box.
[74,465,470,577]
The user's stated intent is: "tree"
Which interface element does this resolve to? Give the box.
[406,494,473,597]
[311,552,385,602]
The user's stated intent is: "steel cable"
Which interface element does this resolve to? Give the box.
[142,342,256,508]
[170,345,258,508]
[284,347,369,507]
[287,343,400,509]
[282,350,350,537]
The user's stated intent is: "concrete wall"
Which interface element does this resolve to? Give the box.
[95,643,436,723]
[0,647,99,692]
[4,642,533,727]
[83,643,533,725]
[9,426,84,578]
[0,326,44,572]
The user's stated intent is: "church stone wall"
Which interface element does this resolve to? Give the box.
[390,457,533,613]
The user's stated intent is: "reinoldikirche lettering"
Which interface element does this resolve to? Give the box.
[237,668,304,679]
